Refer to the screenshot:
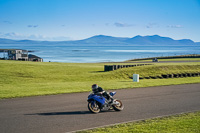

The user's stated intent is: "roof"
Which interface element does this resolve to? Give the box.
[28,54,42,59]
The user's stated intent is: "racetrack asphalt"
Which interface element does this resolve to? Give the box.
[0,83,200,133]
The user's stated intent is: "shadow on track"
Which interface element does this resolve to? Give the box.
[25,111,91,116]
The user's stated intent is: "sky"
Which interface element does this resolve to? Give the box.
[0,0,200,41]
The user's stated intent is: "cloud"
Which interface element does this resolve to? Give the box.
[27,25,39,28]
[146,23,159,28]
[2,21,12,24]
[0,32,21,38]
[114,22,134,27]
[0,32,71,41]
[105,23,109,26]
[167,25,183,28]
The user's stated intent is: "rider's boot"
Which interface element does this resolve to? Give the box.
[109,97,114,104]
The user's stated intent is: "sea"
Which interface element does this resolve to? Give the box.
[0,44,200,63]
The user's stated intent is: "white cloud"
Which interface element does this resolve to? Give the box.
[0,32,22,39]
[0,32,71,41]
[27,25,39,28]
[114,22,134,27]
[167,25,183,28]
[146,23,159,28]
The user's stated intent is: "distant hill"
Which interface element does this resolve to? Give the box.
[79,35,129,44]
[0,35,199,45]
[196,42,200,45]
[0,38,42,44]
[0,38,17,44]
[125,35,197,45]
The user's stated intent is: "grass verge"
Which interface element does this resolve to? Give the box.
[1,60,200,99]
[78,111,200,133]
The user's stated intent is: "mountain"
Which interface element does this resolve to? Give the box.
[125,35,196,45]
[0,38,18,44]
[196,42,200,45]
[79,35,129,44]
[0,35,199,45]
[74,35,198,45]
[0,38,41,44]
[178,39,196,45]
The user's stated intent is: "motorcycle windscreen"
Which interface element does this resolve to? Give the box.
[109,92,116,96]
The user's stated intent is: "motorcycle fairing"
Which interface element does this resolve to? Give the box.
[88,94,106,105]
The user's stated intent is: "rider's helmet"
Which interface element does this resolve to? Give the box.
[92,84,98,92]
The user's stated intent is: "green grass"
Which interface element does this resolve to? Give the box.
[78,111,200,133]
[1,60,200,99]
[108,64,200,79]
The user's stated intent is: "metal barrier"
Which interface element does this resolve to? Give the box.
[104,64,152,72]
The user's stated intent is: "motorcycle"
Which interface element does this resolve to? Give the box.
[87,91,124,113]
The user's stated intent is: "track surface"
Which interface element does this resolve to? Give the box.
[0,83,200,133]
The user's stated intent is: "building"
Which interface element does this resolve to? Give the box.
[8,49,28,61]
[28,54,43,62]
[0,49,28,61]
[0,49,43,62]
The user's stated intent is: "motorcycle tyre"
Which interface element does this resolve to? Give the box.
[88,102,100,113]
[112,99,124,111]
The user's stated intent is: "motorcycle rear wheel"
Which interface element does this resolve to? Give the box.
[88,102,100,113]
[112,99,124,111]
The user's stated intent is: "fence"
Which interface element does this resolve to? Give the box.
[104,64,151,72]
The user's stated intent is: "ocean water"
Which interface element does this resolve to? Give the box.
[0,44,200,63]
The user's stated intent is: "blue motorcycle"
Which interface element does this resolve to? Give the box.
[87,91,124,113]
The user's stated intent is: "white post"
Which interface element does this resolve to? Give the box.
[133,74,139,82]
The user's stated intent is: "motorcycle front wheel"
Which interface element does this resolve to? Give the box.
[112,99,124,111]
[88,101,100,113]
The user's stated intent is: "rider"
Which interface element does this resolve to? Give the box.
[91,84,113,103]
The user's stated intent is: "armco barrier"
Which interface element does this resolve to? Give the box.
[104,64,151,72]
